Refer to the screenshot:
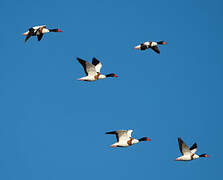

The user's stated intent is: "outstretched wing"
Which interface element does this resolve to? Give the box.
[140,44,148,50]
[178,137,191,155]
[106,131,120,142]
[151,46,160,54]
[92,57,102,73]
[25,28,35,42]
[37,34,43,41]
[32,25,46,30]
[77,57,97,76]
[127,129,133,138]
[190,143,197,154]
[106,130,130,142]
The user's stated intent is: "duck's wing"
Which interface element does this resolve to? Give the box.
[25,28,35,42]
[36,26,45,41]
[126,129,133,137]
[106,130,130,142]
[92,57,102,73]
[151,46,160,54]
[140,44,148,50]
[190,143,197,154]
[32,25,46,30]
[117,130,132,142]
[178,137,191,155]
[37,33,43,41]
[106,131,120,142]
[77,57,97,76]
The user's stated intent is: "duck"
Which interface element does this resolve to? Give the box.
[134,41,167,54]
[175,137,209,161]
[105,129,151,147]
[77,57,118,81]
[22,25,62,42]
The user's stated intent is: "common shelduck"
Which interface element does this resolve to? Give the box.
[134,41,167,54]
[77,57,118,82]
[175,137,209,161]
[106,129,151,147]
[22,25,62,42]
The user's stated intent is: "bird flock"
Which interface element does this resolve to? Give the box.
[22,25,209,161]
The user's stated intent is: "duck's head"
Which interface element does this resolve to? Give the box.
[157,41,167,45]
[199,154,209,158]
[139,137,151,142]
[50,28,63,32]
[106,73,118,78]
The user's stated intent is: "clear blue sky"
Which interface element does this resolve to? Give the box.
[0,0,222,179]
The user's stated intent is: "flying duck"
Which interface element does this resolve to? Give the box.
[106,129,151,147]
[77,57,118,81]
[175,137,209,161]
[134,41,167,54]
[22,25,62,42]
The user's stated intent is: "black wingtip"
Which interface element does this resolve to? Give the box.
[77,57,82,61]
[190,143,197,150]
[178,137,183,143]
[92,57,100,65]
[105,131,116,135]
[92,57,99,60]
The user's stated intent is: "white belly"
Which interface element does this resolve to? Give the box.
[98,74,106,79]
[41,28,50,34]
[178,155,192,161]
[79,76,97,81]
[150,42,157,46]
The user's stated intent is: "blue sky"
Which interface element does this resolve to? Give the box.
[0,0,222,179]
